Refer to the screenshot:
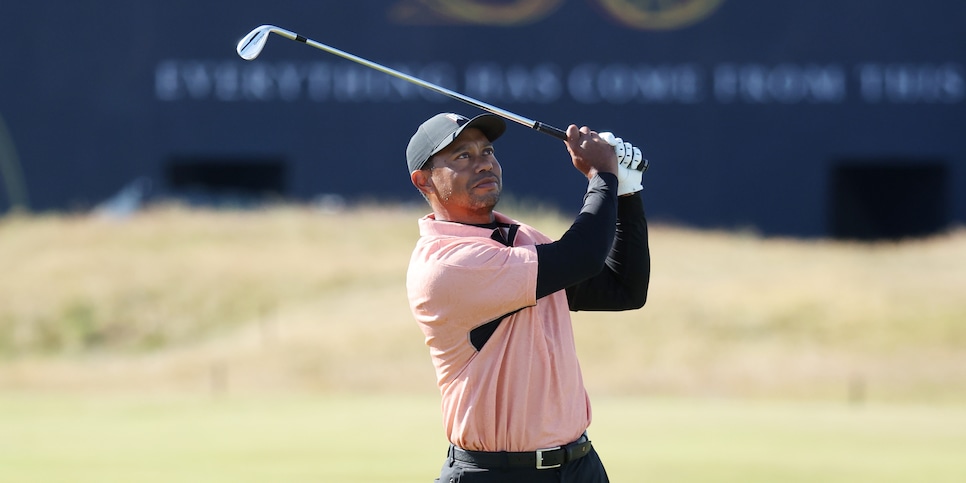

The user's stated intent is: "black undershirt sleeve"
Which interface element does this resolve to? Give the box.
[534,173,618,299]
[535,174,650,311]
[566,193,650,311]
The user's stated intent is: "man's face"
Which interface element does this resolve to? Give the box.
[423,128,502,223]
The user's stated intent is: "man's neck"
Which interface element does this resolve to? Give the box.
[432,208,495,225]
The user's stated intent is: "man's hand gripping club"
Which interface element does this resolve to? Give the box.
[599,132,648,196]
[564,125,620,181]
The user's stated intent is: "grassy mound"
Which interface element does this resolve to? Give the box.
[1,204,964,402]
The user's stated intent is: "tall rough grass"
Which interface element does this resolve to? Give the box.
[1,204,964,402]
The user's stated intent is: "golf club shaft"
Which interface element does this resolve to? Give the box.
[238,25,568,140]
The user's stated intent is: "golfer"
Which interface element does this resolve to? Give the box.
[406,112,650,482]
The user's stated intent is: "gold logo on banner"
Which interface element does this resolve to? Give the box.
[596,0,724,30]
[390,0,564,26]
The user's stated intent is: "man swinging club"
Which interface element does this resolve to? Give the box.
[406,112,650,482]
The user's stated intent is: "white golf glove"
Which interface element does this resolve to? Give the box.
[599,132,647,196]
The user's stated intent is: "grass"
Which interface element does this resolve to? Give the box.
[596,397,966,482]
[0,393,964,482]
[1,204,965,401]
[1,204,966,480]
[0,394,445,483]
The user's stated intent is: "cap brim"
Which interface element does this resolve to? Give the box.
[431,113,507,158]
[462,113,507,143]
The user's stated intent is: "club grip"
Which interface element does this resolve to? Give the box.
[533,122,568,141]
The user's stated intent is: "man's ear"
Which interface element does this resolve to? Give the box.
[411,169,434,197]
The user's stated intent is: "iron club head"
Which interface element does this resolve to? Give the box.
[236,25,276,60]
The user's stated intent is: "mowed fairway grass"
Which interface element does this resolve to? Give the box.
[1,394,965,482]
[2,204,966,481]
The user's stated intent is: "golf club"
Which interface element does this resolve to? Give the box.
[236,25,568,140]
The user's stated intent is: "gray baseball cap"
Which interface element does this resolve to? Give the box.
[406,113,506,173]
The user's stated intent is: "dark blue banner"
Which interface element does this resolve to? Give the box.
[1,0,964,237]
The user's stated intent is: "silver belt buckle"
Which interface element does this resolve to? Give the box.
[535,446,562,469]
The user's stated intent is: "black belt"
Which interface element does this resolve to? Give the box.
[451,434,592,470]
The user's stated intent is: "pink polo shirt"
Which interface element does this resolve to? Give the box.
[406,211,591,452]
